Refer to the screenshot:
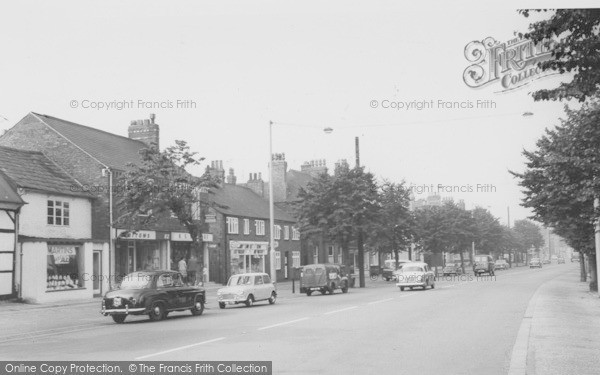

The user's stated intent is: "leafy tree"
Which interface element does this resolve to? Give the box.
[518,9,600,102]
[369,180,413,267]
[472,207,505,258]
[512,219,545,259]
[116,141,217,262]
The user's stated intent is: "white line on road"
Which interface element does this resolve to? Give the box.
[257,317,310,331]
[135,337,226,360]
[323,306,358,315]
[367,298,394,305]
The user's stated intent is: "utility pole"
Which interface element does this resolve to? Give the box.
[355,136,365,288]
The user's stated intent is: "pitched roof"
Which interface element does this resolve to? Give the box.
[0,169,25,211]
[0,146,92,198]
[212,184,295,222]
[31,112,147,170]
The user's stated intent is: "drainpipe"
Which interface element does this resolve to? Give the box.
[105,168,114,290]
[15,210,21,300]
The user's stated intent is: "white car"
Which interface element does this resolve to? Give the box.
[396,262,435,291]
[217,273,277,309]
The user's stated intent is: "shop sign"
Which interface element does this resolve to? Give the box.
[172,232,192,242]
[229,241,268,256]
[202,233,213,242]
[205,214,217,223]
[48,245,75,264]
[116,229,156,240]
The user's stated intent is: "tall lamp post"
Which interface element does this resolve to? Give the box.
[268,121,277,282]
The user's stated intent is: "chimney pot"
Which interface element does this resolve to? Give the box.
[150,113,156,123]
[259,172,262,180]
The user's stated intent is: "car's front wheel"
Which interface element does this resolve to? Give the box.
[191,299,204,316]
[399,286,405,291]
[306,291,312,296]
[245,295,254,307]
[341,282,348,293]
[268,292,276,305]
[112,315,126,324]
[148,302,165,321]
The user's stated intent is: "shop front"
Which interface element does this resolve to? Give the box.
[115,230,169,279]
[229,241,268,275]
[170,232,213,284]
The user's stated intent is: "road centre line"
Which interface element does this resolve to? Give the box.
[257,317,310,331]
[323,306,358,315]
[367,298,394,305]
[135,337,226,360]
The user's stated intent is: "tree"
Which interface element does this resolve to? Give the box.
[518,9,600,102]
[472,207,505,259]
[512,219,545,262]
[369,180,413,267]
[511,101,600,288]
[116,141,217,267]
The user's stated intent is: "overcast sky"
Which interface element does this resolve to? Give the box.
[1,0,597,225]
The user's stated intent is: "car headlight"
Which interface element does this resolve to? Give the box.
[236,290,245,296]
[217,291,222,296]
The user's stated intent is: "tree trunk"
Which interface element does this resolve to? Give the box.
[589,252,598,292]
[580,251,587,282]
[357,231,365,288]
[459,251,465,273]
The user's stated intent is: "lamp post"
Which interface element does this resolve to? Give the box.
[268,121,276,282]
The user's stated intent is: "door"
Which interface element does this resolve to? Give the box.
[284,251,289,279]
[93,251,102,296]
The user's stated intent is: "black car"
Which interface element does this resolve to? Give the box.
[101,270,206,324]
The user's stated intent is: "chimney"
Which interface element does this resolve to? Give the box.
[270,153,287,202]
[226,168,237,185]
[208,160,226,186]
[246,172,265,198]
[128,114,159,149]
[301,158,328,178]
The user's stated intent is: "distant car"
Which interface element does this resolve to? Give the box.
[571,253,580,262]
[551,255,558,261]
[217,273,277,308]
[396,262,435,291]
[382,259,413,281]
[542,259,551,264]
[529,258,542,268]
[495,259,509,270]
[557,257,565,264]
[473,255,495,276]
[101,270,206,324]
[442,263,463,276]
[300,264,350,296]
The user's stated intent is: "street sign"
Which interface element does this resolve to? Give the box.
[205,214,217,223]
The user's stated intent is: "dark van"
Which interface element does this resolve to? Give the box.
[473,255,495,276]
[300,264,350,296]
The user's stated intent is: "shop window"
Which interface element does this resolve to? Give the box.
[292,227,300,240]
[284,226,290,240]
[47,244,83,290]
[292,251,301,268]
[244,219,250,235]
[313,246,319,263]
[47,200,70,226]
[227,217,239,234]
[275,251,281,270]
[256,220,265,236]
[328,245,334,263]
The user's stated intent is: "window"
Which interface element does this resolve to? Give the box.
[157,274,173,288]
[292,251,300,268]
[328,246,334,263]
[255,220,265,236]
[313,246,319,263]
[47,200,70,226]
[275,251,281,270]
[263,275,272,284]
[227,217,239,234]
[244,219,250,235]
[274,225,281,240]
[284,226,290,240]
[47,244,83,290]
[292,227,300,240]
[255,275,263,285]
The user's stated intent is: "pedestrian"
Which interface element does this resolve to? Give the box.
[202,265,208,286]
[178,256,188,284]
[187,254,199,286]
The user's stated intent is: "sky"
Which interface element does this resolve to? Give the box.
[0,0,596,226]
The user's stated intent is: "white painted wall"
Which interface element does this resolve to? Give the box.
[18,192,91,239]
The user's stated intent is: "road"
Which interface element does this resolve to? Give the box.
[0,263,569,374]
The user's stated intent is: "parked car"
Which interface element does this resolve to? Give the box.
[542,259,551,265]
[101,270,205,324]
[495,259,509,270]
[442,263,463,276]
[529,258,542,268]
[551,255,558,262]
[571,253,580,262]
[300,264,350,296]
[396,262,435,291]
[217,273,276,308]
[382,259,413,281]
[557,256,565,264]
[473,255,495,276]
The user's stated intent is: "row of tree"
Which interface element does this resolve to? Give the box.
[295,162,545,279]
[513,9,600,290]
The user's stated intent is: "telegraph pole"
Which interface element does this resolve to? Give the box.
[355,136,365,288]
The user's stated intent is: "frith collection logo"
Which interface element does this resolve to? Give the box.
[463,36,556,92]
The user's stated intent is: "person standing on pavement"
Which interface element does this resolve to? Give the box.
[178,256,188,284]
[187,254,200,285]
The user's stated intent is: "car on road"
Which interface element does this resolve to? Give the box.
[571,253,580,262]
[382,259,413,281]
[495,259,509,270]
[217,273,276,308]
[529,258,542,268]
[557,256,565,264]
[300,263,350,296]
[442,263,463,276]
[396,262,435,291]
[542,259,551,265]
[473,255,495,276]
[101,270,206,324]
[551,255,558,262]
